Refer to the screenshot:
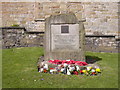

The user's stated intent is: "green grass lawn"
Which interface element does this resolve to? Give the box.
[2,47,118,88]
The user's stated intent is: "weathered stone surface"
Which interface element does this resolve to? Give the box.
[2,28,44,49]
[85,36,119,53]
[51,24,79,51]
[44,13,85,61]
[1,27,119,53]
[26,20,45,32]
[1,2,118,36]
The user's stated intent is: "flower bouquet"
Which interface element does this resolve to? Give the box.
[38,59,101,76]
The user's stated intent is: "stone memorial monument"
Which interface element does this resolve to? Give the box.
[44,13,85,61]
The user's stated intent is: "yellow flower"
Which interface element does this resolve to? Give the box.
[82,70,87,73]
[96,68,101,72]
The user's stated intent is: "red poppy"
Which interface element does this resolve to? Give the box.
[43,69,47,73]
[92,72,96,75]
[62,60,68,63]
[48,60,88,66]
[50,68,54,69]
[73,71,78,75]
[80,70,83,73]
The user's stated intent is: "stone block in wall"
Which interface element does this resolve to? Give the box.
[1,2,119,37]
[60,2,67,13]
[2,2,36,27]
[85,36,118,53]
[25,21,45,32]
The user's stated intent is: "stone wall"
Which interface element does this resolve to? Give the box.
[1,27,119,53]
[1,2,119,36]
[85,36,119,53]
[82,2,118,36]
[1,2,119,52]
[1,2,36,27]
[2,27,44,49]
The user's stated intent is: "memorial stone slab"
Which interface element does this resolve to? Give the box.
[44,13,85,61]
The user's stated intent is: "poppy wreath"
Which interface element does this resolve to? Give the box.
[48,60,88,66]
[38,60,101,76]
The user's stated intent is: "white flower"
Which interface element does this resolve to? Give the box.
[61,68,65,72]
[40,68,43,72]
[87,67,90,71]
[66,59,70,61]
[76,66,80,71]
[50,69,57,74]
[58,64,61,67]
[50,69,54,74]
[72,67,75,70]
[91,69,95,72]
[67,69,71,75]
[63,63,68,67]
[43,64,48,70]
[68,66,75,71]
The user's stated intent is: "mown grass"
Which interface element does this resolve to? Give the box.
[2,47,118,88]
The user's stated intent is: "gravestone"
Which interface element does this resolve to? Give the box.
[44,13,85,61]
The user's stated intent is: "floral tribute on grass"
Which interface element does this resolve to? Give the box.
[38,60,101,76]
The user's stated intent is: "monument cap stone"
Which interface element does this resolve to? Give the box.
[44,13,85,61]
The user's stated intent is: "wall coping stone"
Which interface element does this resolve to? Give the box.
[34,19,45,22]
[34,18,86,22]
[0,27,26,30]
[85,35,116,37]
[0,27,44,33]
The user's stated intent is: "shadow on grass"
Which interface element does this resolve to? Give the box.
[85,55,102,64]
